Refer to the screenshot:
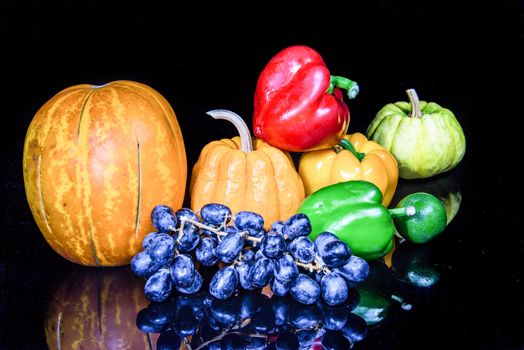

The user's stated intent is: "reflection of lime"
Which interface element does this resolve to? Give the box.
[406,267,440,287]
[392,241,441,288]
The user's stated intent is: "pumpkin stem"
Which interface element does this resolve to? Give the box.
[406,89,422,118]
[206,109,254,152]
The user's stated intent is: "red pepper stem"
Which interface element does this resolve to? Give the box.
[339,138,365,161]
[206,109,254,152]
[328,75,360,99]
[406,89,422,118]
[389,205,417,218]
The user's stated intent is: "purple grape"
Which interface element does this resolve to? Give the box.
[195,237,218,266]
[176,227,200,253]
[234,211,265,236]
[151,205,177,232]
[170,254,195,287]
[288,236,316,263]
[314,231,339,255]
[236,260,256,290]
[290,274,320,305]
[200,203,232,226]
[149,233,175,264]
[216,230,244,264]
[248,257,274,288]
[209,266,239,300]
[241,249,255,261]
[260,232,286,259]
[175,208,199,228]
[333,255,370,287]
[319,240,352,268]
[175,270,203,295]
[142,231,161,250]
[131,251,162,278]
[321,272,349,306]
[274,254,299,286]
[270,278,290,297]
[283,213,311,240]
[270,220,285,235]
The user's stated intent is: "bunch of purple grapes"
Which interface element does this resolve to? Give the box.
[131,203,370,306]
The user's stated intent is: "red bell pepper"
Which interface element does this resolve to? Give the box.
[253,45,359,152]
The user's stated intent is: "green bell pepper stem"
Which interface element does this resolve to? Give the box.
[327,75,360,99]
[391,294,413,311]
[388,205,417,219]
[339,138,366,161]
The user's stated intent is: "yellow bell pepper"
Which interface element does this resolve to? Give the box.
[298,132,399,206]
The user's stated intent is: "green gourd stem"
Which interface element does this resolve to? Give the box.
[339,138,366,161]
[389,205,417,218]
[206,109,254,152]
[327,75,360,99]
[406,89,422,118]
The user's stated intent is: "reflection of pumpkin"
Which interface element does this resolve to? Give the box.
[299,132,398,206]
[391,172,461,225]
[190,110,304,229]
[45,267,156,350]
[23,81,187,266]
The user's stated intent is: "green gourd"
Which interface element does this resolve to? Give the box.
[367,89,466,179]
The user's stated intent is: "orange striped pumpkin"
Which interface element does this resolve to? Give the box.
[45,267,157,349]
[23,80,187,266]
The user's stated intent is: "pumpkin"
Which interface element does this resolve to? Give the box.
[190,109,305,229]
[44,266,157,349]
[23,80,187,266]
[298,132,399,206]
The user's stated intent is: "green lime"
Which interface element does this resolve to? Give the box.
[393,192,447,243]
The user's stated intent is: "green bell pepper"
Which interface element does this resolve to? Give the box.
[298,180,447,260]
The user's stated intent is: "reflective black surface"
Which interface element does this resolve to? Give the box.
[1,1,522,349]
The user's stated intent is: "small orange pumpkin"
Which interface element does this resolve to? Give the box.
[299,132,398,206]
[23,81,187,266]
[190,109,305,229]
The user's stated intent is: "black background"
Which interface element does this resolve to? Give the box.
[1,1,523,349]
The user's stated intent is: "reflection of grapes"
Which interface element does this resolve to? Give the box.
[135,289,368,350]
[131,203,370,308]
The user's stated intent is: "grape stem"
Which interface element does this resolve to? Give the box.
[178,218,262,243]
[296,258,331,274]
